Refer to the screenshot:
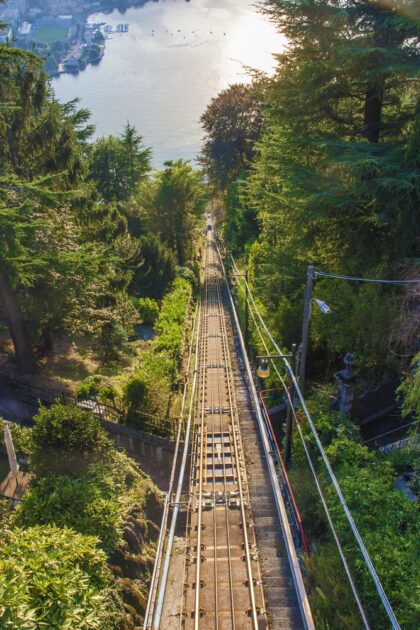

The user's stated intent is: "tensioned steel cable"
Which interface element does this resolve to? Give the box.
[315,270,419,284]
[152,298,202,629]
[229,252,401,630]
[234,274,370,628]
[144,303,199,629]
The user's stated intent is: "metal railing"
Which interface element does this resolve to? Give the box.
[0,373,175,438]
[259,390,309,555]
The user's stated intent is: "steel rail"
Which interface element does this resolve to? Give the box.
[215,273,236,629]
[207,261,221,628]
[193,242,210,630]
[216,270,261,629]
[233,258,401,630]
[176,233,266,629]
[179,338,202,629]
[151,297,202,630]
[144,304,199,629]
[219,244,315,630]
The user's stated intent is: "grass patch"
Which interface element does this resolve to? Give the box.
[35,336,148,395]
[35,27,69,43]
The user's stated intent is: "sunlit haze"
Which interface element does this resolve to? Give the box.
[52,0,284,166]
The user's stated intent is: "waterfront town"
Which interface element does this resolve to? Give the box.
[0,0,137,74]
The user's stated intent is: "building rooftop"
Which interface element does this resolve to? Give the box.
[18,21,32,35]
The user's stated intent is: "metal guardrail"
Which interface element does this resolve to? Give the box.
[216,243,315,630]
[0,374,175,438]
[258,392,309,555]
[0,374,71,406]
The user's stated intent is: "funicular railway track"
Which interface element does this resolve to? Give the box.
[146,227,312,630]
[180,232,267,629]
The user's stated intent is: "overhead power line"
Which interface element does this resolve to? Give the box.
[227,250,402,630]
[233,271,370,629]
[315,270,419,285]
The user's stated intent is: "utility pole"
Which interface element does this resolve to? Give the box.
[299,265,315,393]
[244,268,249,353]
[284,344,296,466]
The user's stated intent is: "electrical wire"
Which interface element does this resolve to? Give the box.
[233,272,371,629]
[315,270,419,285]
[228,251,401,630]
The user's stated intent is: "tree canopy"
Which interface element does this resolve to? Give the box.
[89,123,151,202]
[0,44,202,373]
[203,0,419,376]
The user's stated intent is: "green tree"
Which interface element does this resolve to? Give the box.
[237,0,419,373]
[0,45,138,369]
[0,41,119,371]
[200,83,264,191]
[89,123,151,202]
[142,160,204,265]
[129,233,177,299]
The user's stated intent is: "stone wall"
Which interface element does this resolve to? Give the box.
[0,387,184,490]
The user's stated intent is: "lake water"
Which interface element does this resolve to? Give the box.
[52,0,284,167]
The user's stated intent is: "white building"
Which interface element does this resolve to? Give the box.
[18,21,31,36]
[0,25,13,43]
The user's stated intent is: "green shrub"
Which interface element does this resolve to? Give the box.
[155,277,191,359]
[136,297,159,325]
[0,498,13,538]
[304,543,363,630]
[123,374,148,408]
[0,526,122,629]
[176,265,197,289]
[76,376,117,405]
[15,474,122,553]
[326,467,420,629]
[16,450,151,554]
[291,391,420,629]
[97,320,132,362]
[123,278,192,426]
[31,403,111,476]
[123,350,173,418]
[0,420,33,458]
[398,352,420,422]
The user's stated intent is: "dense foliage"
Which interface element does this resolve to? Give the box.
[0,404,162,628]
[30,403,111,476]
[124,277,192,425]
[200,83,264,192]
[16,448,148,554]
[0,526,122,629]
[398,352,420,422]
[89,124,151,203]
[135,297,160,325]
[0,41,202,375]
[198,5,420,626]
[201,0,419,379]
[288,391,419,628]
[139,160,205,265]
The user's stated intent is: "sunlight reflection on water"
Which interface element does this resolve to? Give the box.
[52,0,284,167]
